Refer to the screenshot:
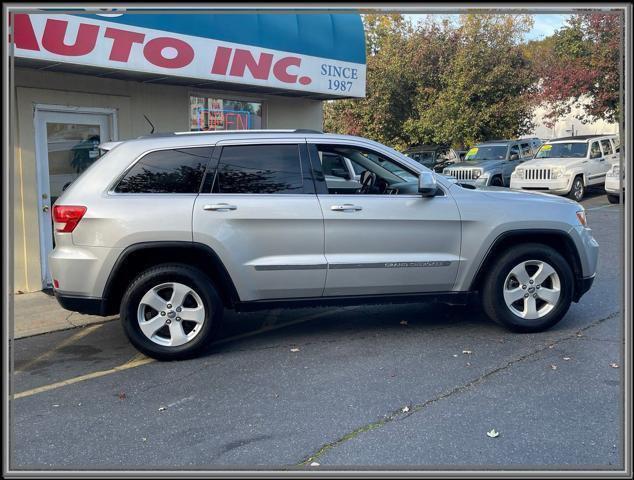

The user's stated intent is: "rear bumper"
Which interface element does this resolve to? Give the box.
[573,274,595,302]
[54,291,109,316]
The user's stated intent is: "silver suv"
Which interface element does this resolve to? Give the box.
[443,139,541,187]
[51,130,598,360]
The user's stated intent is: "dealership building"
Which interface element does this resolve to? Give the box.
[10,11,366,293]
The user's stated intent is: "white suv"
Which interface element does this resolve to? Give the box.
[510,134,619,201]
[50,130,599,360]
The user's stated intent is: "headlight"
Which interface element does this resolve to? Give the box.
[514,168,525,179]
[472,169,482,179]
[551,167,566,179]
[443,168,449,175]
[576,210,588,227]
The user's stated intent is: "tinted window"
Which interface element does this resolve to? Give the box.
[214,144,303,194]
[509,144,520,158]
[115,147,211,193]
[600,139,613,155]
[590,141,602,159]
[322,153,347,176]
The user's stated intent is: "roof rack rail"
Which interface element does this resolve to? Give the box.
[136,128,323,139]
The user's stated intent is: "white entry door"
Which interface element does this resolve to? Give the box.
[35,107,115,288]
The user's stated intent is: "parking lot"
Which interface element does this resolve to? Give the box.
[11,190,623,470]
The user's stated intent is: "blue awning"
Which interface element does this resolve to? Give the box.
[75,13,366,65]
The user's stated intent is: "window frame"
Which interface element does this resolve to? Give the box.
[600,138,614,156]
[188,91,267,132]
[203,139,316,195]
[108,145,214,195]
[307,140,446,198]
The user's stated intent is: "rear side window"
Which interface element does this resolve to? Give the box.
[520,143,532,157]
[115,147,212,193]
[590,141,602,159]
[213,144,303,194]
[600,139,613,155]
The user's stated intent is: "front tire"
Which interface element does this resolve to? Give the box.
[490,176,504,187]
[607,194,620,204]
[481,244,574,333]
[568,175,585,202]
[120,264,222,360]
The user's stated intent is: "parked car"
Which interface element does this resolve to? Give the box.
[510,134,619,202]
[405,145,466,172]
[605,162,624,204]
[442,139,540,187]
[51,130,598,359]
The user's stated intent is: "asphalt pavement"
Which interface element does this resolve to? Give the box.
[10,190,624,471]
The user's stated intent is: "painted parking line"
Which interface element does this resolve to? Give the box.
[14,352,153,399]
[13,306,355,399]
[15,323,104,374]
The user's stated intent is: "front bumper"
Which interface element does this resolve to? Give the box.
[604,175,622,194]
[574,274,595,302]
[510,176,572,195]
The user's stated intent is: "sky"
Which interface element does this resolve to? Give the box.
[404,14,572,41]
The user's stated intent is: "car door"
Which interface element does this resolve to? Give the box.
[308,141,462,296]
[192,139,327,301]
[587,140,606,185]
[600,138,619,168]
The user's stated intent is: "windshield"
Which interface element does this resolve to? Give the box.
[535,143,588,158]
[465,145,507,161]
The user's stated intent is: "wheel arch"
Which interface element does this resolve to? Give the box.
[469,229,584,299]
[102,241,240,315]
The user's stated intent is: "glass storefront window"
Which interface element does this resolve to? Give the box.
[190,96,263,131]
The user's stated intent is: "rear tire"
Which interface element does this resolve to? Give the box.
[607,194,620,204]
[568,175,585,202]
[120,263,222,360]
[481,244,574,333]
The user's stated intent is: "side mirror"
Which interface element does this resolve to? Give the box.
[331,168,351,180]
[418,171,438,197]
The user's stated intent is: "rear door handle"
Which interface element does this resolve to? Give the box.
[331,204,362,212]
[204,203,237,211]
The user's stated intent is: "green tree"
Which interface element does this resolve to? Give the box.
[404,14,536,148]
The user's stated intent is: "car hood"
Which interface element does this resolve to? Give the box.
[519,158,585,168]
[475,185,580,206]
[445,160,505,170]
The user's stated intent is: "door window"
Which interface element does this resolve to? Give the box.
[314,144,417,195]
[509,144,520,159]
[321,152,348,176]
[115,147,212,193]
[590,141,602,159]
[600,139,613,155]
[520,143,532,158]
[213,144,304,194]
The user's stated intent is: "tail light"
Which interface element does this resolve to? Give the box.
[52,205,87,233]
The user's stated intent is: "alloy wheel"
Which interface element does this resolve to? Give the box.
[137,282,206,347]
[502,260,561,320]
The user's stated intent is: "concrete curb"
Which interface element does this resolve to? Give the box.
[13,291,117,339]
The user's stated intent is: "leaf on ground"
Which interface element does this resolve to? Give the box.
[310,461,320,466]
[402,406,410,413]
[462,350,472,355]
[486,429,500,438]
[290,348,300,352]
[453,354,458,358]
[610,363,619,368]
[563,357,571,361]
[550,365,558,370]
[118,391,127,400]
[158,406,167,412]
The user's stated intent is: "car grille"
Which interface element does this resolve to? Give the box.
[445,168,479,180]
[524,168,552,180]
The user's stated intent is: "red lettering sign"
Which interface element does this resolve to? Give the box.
[42,19,99,56]
[230,49,273,80]
[143,36,194,69]
[104,27,145,62]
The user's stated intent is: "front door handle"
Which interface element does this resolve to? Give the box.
[331,204,362,212]
[204,203,237,212]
